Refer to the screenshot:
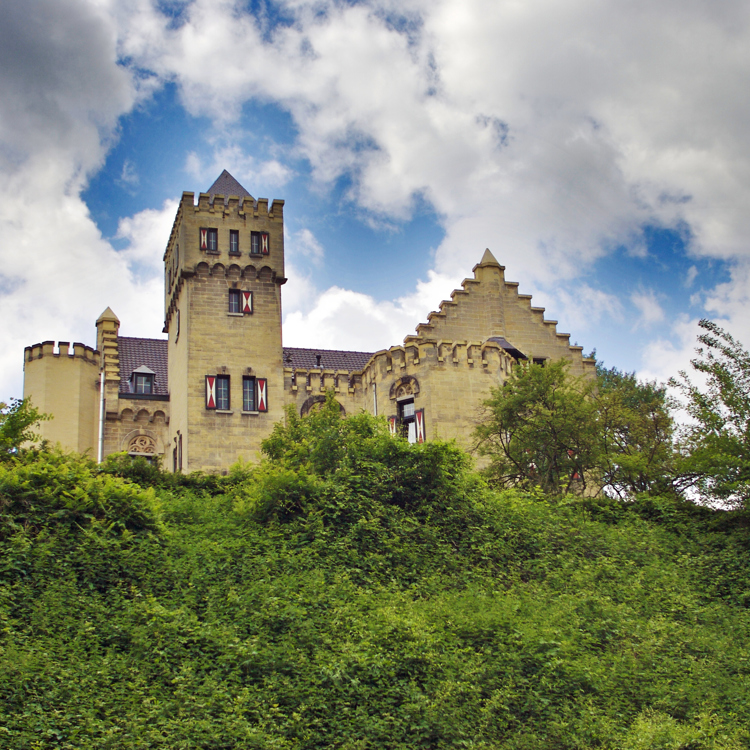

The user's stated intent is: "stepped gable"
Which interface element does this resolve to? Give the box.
[283,347,374,371]
[118,337,169,395]
[206,170,253,204]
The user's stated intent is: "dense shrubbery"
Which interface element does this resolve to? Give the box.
[1,396,750,748]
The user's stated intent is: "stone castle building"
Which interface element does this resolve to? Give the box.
[23,171,595,472]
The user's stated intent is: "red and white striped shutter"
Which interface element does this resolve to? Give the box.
[261,232,270,254]
[242,291,252,314]
[256,378,268,412]
[415,409,425,443]
[199,228,208,250]
[205,376,216,409]
[388,416,398,436]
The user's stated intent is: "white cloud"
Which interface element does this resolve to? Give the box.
[282,267,465,352]
[116,0,750,289]
[288,228,325,265]
[185,146,293,192]
[631,289,665,329]
[0,0,157,399]
[7,0,750,397]
[116,199,179,281]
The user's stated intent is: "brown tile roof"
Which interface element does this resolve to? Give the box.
[206,170,253,203]
[118,337,169,395]
[283,347,374,371]
[115,338,373,396]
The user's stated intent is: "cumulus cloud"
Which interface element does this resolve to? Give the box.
[631,289,666,329]
[112,0,750,343]
[0,0,156,398]
[6,0,750,397]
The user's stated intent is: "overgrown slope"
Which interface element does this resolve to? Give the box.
[1,408,749,749]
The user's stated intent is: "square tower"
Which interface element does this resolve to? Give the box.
[163,171,286,472]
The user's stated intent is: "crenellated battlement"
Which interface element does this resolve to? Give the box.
[191,191,284,220]
[24,341,98,363]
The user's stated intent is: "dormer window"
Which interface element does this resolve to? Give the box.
[131,365,155,395]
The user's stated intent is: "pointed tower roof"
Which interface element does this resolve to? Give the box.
[96,307,120,324]
[480,248,501,266]
[206,170,253,203]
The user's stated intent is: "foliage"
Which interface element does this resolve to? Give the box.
[596,364,677,498]
[0,450,163,540]
[671,319,750,507]
[476,360,679,498]
[0,397,50,455]
[2,405,750,748]
[475,360,598,494]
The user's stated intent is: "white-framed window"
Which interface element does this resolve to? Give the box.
[200,227,218,253]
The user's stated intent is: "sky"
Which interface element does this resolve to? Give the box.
[2,0,750,401]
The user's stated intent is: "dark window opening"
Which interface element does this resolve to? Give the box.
[216,375,230,410]
[229,230,239,254]
[134,373,154,395]
[243,376,256,411]
[399,398,416,442]
[250,231,260,255]
[200,227,218,253]
[229,289,242,313]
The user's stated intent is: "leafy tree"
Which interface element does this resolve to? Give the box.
[595,365,677,498]
[475,360,599,495]
[0,397,49,455]
[476,361,679,497]
[670,319,750,507]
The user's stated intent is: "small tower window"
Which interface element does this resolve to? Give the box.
[200,227,218,253]
[131,366,156,395]
[229,289,242,314]
[229,230,239,255]
[243,376,256,411]
[250,231,260,255]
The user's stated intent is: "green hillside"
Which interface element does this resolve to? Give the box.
[1,404,750,749]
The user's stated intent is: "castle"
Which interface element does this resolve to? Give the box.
[22,171,595,472]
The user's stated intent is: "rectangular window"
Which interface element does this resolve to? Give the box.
[200,227,218,253]
[134,373,153,394]
[205,375,230,410]
[398,399,424,443]
[243,376,256,411]
[229,289,242,313]
[229,230,239,254]
[216,375,230,410]
[250,231,260,255]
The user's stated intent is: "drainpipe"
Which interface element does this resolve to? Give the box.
[97,370,105,463]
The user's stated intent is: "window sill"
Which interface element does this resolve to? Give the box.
[215,409,233,414]
[241,410,260,415]
[228,252,241,257]
[227,312,244,317]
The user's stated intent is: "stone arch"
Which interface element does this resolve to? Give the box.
[120,408,134,421]
[389,375,420,400]
[121,428,163,457]
[135,409,150,423]
[226,263,242,280]
[242,264,258,279]
[152,410,167,424]
[258,265,274,282]
[209,262,226,276]
[300,395,346,417]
